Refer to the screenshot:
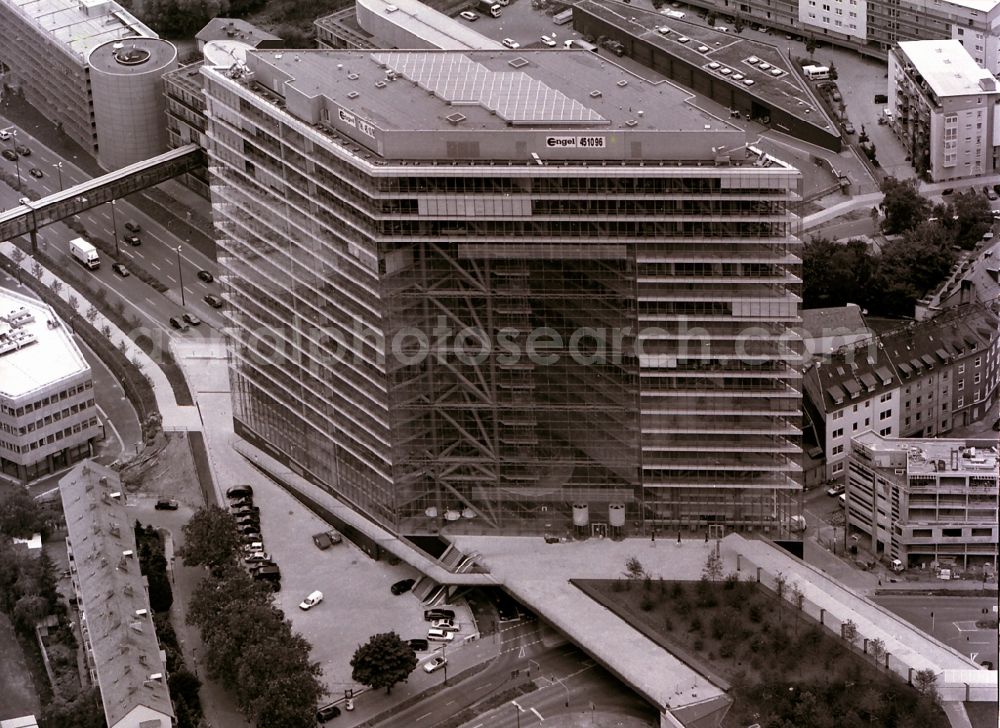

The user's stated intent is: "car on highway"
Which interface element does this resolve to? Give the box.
[299,590,324,610]
[502,37,520,49]
[182,312,201,326]
[423,656,448,673]
[154,499,179,510]
[197,269,214,283]
[459,10,478,20]
[124,221,141,234]
[29,167,43,178]
[540,34,557,46]
[15,145,30,156]
[391,578,415,595]
[408,638,429,651]
[123,234,141,246]
[1,149,17,161]
[204,294,224,308]
[316,705,341,722]
[111,262,130,277]
[168,316,189,332]
[427,628,454,642]
[424,608,455,621]
[431,618,459,632]
[227,484,253,499]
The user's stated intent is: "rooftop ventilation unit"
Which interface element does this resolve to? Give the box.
[625,119,638,127]
[347,91,359,99]
[590,89,602,98]
[508,57,529,69]
[445,112,466,125]
[375,80,386,88]
[348,73,359,80]
[616,79,628,87]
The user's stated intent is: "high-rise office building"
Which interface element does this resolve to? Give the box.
[203,48,803,537]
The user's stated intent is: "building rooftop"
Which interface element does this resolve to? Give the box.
[804,342,897,413]
[195,17,281,47]
[87,37,177,75]
[800,304,869,340]
[59,462,173,728]
[0,289,90,401]
[164,60,207,99]
[7,0,156,62]
[945,0,1000,12]
[242,48,730,134]
[880,304,998,382]
[576,0,839,133]
[314,6,376,49]
[897,40,999,98]
[354,0,503,51]
[853,431,999,477]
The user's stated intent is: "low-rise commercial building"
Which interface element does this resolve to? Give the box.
[848,431,998,570]
[0,290,100,482]
[60,461,174,728]
[889,40,1000,182]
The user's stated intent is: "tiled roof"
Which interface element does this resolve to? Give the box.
[59,462,173,728]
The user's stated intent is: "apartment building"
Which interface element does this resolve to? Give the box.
[681,0,1000,71]
[803,342,901,483]
[848,431,998,570]
[0,0,157,156]
[918,239,1000,318]
[880,304,1000,436]
[202,48,804,537]
[59,461,174,728]
[889,40,1000,182]
[804,303,1000,480]
[0,290,100,482]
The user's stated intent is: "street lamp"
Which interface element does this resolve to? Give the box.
[511,700,525,728]
[53,162,63,191]
[109,199,120,258]
[176,245,186,307]
[2,128,22,186]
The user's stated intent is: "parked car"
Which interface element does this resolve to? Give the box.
[197,269,214,283]
[182,312,201,326]
[424,609,455,622]
[431,618,459,632]
[843,121,855,135]
[240,532,263,544]
[299,590,324,610]
[252,564,281,586]
[204,294,224,308]
[232,506,260,518]
[316,705,341,722]
[227,485,253,499]
[238,523,262,535]
[249,559,276,571]
[244,551,271,564]
[992,418,1000,431]
[111,262,130,277]
[230,495,254,508]
[826,484,844,497]
[391,578,415,595]
[312,530,343,549]
[29,167,43,178]
[941,188,954,196]
[124,221,141,233]
[459,10,478,20]
[502,38,519,49]
[2,149,18,161]
[408,638,429,651]
[427,628,454,642]
[123,234,141,246]
[540,35,557,46]
[423,656,448,673]
[236,516,260,529]
[243,541,264,554]
[154,499,179,510]
[168,317,189,332]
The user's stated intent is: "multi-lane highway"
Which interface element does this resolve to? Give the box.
[0,114,225,340]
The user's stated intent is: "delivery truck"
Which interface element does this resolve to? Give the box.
[69,238,100,269]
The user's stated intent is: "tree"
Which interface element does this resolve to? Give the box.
[880,177,930,234]
[842,619,858,647]
[178,505,243,572]
[624,556,646,580]
[168,669,203,717]
[801,237,875,309]
[788,582,805,634]
[913,668,938,700]
[40,688,106,728]
[805,36,817,55]
[702,548,724,582]
[12,594,49,631]
[239,632,326,727]
[0,489,48,538]
[950,190,993,248]
[871,225,954,316]
[870,637,886,666]
[350,632,417,694]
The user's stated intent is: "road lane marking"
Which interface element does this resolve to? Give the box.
[530,708,544,720]
[415,712,433,722]
[166,275,177,284]
[150,262,162,271]
[473,683,492,692]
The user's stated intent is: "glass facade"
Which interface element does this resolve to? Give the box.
[205,71,803,537]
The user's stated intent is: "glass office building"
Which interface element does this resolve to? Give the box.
[203,49,803,537]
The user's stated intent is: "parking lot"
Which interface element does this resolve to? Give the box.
[231,480,480,700]
[451,0,587,49]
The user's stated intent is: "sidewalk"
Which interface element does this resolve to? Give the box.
[801,191,884,230]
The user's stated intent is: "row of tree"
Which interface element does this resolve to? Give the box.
[181,506,326,727]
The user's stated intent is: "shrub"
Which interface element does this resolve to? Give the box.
[693,638,704,651]
[671,582,685,599]
[689,616,702,633]
[749,603,763,623]
[640,593,656,611]
[719,641,735,658]
[663,617,674,632]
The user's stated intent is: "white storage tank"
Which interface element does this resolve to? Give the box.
[88,38,178,170]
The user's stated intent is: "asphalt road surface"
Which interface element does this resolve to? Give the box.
[873,595,999,668]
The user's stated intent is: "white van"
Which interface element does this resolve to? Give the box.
[802,64,830,80]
